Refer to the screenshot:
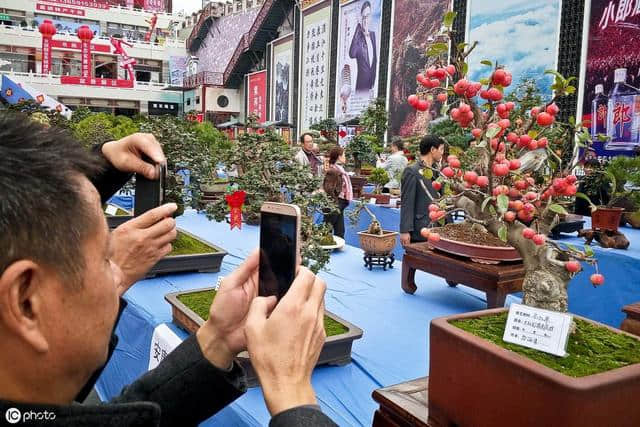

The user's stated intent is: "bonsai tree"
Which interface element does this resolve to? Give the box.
[360,97,388,149]
[370,168,389,194]
[205,129,336,273]
[345,133,376,175]
[405,12,603,313]
[348,200,383,235]
[605,156,640,210]
[193,121,231,181]
[310,118,338,144]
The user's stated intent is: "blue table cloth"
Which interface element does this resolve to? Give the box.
[96,211,639,426]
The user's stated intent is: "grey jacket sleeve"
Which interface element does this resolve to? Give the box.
[270,405,338,427]
[400,167,417,233]
[110,334,246,427]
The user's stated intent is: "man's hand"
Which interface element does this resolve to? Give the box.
[110,203,178,294]
[102,132,166,179]
[245,267,326,416]
[400,232,411,247]
[196,250,263,371]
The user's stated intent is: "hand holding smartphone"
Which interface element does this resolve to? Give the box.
[258,202,301,300]
[134,159,166,217]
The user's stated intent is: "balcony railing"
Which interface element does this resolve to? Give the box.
[182,71,224,88]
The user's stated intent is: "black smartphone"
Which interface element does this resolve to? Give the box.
[259,202,301,300]
[134,162,166,217]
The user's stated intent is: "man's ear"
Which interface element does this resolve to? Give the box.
[0,260,50,353]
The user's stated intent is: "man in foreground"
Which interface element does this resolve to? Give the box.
[0,114,336,426]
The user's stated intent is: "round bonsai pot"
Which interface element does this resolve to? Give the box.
[428,235,522,264]
[364,193,391,205]
[592,207,625,232]
[357,230,398,255]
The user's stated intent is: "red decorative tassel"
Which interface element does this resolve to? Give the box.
[226,191,246,230]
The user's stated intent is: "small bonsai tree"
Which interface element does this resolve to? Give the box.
[370,168,389,194]
[347,200,383,235]
[360,97,389,149]
[346,133,376,175]
[405,12,604,313]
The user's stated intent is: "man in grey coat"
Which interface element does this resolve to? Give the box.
[400,135,445,246]
[0,114,336,427]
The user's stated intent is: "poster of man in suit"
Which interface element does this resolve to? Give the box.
[273,46,292,122]
[334,0,382,122]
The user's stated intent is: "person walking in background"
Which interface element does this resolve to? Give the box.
[323,147,353,238]
[376,138,408,193]
[294,132,323,176]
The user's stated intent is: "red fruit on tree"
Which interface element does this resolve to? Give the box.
[465,88,478,98]
[437,93,447,102]
[492,69,507,86]
[524,202,535,213]
[416,99,430,111]
[530,107,540,117]
[525,191,537,201]
[590,273,605,286]
[447,155,458,163]
[429,210,443,222]
[442,167,455,178]
[434,68,446,80]
[519,134,532,146]
[565,261,581,273]
[507,132,519,143]
[464,171,478,183]
[480,90,490,100]
[428,232,441,243]
[446,64,456,76]
[498,110,511,119]
[449,158,461,168]
[432,181,442,191]
[458,103,471,113]
[546,103,560,116]
[496,103,508,115]
[532,234,546,245]
[430,78,441,87]
[528,140,538,150]
[408,94,419,107]
[450,108,460,120]
[497,185,510,195]
[504,211,516,222]
[493,164,509,176]
[498,119,511,129]
[488,88,503,101]
[495,153,506,162]
[526,177,535,187]
[506,101,515,110]
[537,112,554,127]
[498,142,506,152]
[564,184,577,196]
[522,228,535,239]
[509,159,521,170]
[537,137,548,148]
[509,187,521,198]
[518,209,533,222]
[476,176,489,187]
[566,175,577,184]
[553,178,567,192]
[491,138,499,150]
[515,179,527,190]
[503,72,512,87]
[472,128,483,138]
[426,67,436,77]
[512,200,524,211]
[429,203,440,212]
[465,110,474,120]
[416,73,426,83]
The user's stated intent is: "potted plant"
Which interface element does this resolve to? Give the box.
[363,168,391,204]
[603,155,640,228]
[404,12,640,425]
[147,229,227,276]
[164,287,363,387]
[348,200,398,264]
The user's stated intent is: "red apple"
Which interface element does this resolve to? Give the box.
[464,171,478,183]
[488,88,503,101]
[530,107,540,117]
[507,132,519,143]
[429,210,444,222]
[506,101,515,110]
[432,181,442,191]
[416,73,426,83]
[523,202,535,213]
[590,273,605,286]
[437,93,447,103]
[512,200,524,211]
[496,103,508,115]
[565,261,581,273]
[515,180,527,190]
[492,69,507,86]
[416,99,430,111]
[564,184,577,196]
[522,228,535,239]
[532,234,546,245]
[525,191,537,201]
[450,108,460,120]
[430,78,440,87]
[546,103,560,116]
[509,187,521,198]
[537,137,548,148]
[428,232,441,243]
[504,211,516,222]
[526,177,536,187]
[429,203,440,212]
[528,140,538,150]
[472,128,483,138]
[434,68,446,80]
[458,103,471,113]
[509,159,521,170]
[566,175,577,184]
[537,112,554,126]
[518,209,533,222]
[476,176,489,187]
[494,164,510,176]
[519,134,532,147]
[408,94,419,107]
[442,167,455,178]
[480,89,490,100]
[446,64,456,76]
[498,119,511,129]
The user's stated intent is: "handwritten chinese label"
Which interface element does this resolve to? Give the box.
[503,303,572,357]
[148,323,182,370]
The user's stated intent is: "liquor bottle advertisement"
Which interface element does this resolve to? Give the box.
[581,0,640,159]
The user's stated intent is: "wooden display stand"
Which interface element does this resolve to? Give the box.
[621,302,640,337]
[402,243,525,308]
[372,377,429,427]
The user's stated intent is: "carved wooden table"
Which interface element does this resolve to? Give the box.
[372,377,429,427]
[402,243,525,308]
[621,302,640,337]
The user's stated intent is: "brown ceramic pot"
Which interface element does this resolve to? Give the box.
[350,176,368,199]
[364,193,391,205]
[591,207,625,232]
[428,308,640,427]
[428,235,521,264]
[358,230,398,255]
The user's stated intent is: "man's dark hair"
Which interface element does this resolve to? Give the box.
[391,138,404,151]
[0,113,102,286]
[299,132,314,144]
[361,1,371,14]
[419,135,445,156]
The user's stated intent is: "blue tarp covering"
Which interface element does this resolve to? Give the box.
[97,211,640,425]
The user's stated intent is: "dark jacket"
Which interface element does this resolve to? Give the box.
[349,24,377,91]
[0,145,338,426]
[400,160,440,242]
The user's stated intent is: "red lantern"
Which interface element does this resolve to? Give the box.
[76,25,94,42]
[38,20,56,75]
[76,25,94,79]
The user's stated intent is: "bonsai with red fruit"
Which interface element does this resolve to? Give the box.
[409,13,602,313]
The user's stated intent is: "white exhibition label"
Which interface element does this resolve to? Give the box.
[369,198,377,204]
[148,323,183,370]
[105,204,118,215]
[503,303,572,357]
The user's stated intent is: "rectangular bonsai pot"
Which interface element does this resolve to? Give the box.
[164,287,363,387]
[147,229,227,277]
[428,308,640,427]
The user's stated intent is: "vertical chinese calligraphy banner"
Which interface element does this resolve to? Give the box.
[247,70,267,123]
[271,36,293,123]
[581,0,640,158]
[388,0,449,137]
[334,0,383,122]
[466,0,561,97]
[299,1,331,131]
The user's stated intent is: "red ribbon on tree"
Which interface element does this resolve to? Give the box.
[226,190,246,230]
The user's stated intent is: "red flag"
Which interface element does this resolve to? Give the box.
[226,191,246,230]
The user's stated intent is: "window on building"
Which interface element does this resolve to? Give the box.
[186,98,191,106]
[196,96,200,105]
[235,0,242,12]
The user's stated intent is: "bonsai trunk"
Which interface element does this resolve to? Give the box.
[354,155,362,176]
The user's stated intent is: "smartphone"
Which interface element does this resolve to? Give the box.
[259,202,301,300]
[134,162,166,217]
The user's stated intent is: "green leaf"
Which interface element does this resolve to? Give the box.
[584,244,594,257]
[486,126,501,139]
[481,196,493,212]
[528,130,538,139]
[489,205,496,216]
[548,203,568,215]
[457,42,468,52]
[565,86,576,94]
[443,11,457,28]
[568,116,576,126]
[481,60,493,67]
[461,62,469,77]
[479,78,490,85]
[567,243,578,252]
[497,194,509,213]
[498,225,508,242]
[427,42,449,57]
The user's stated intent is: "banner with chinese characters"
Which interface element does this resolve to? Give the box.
[40,0,110,10]
[33,16,101,36]
[36,3,86,16]
[143,0,164,12]
[334,0,383,122]
[271,36,293,123]
[466,0,561,97]
[169,56,187,86]
[247,70,267,123]
[389,0,449,137]
[300,1,331,131]
[580,0,640,159]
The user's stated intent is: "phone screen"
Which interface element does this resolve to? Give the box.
[259,211,297,300]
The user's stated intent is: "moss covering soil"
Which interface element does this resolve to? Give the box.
[169,232,217,256]
[451,312,640,377]
[177,289,348,337]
